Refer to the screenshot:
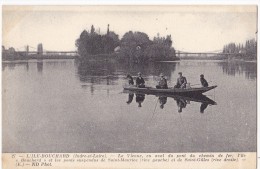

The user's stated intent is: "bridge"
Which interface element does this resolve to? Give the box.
[175,49,237,58]
[15,44,78,57]
[13,43,236,59]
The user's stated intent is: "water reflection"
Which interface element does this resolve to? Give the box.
[76,60,118,85]
[200,103,208,113]
[126,93,134,104]
[75,59,178,84]
[136,94,145,107]
[175,98,187,113]
[218,61,257,80]
[126,93,146,107]
[159,96,167,109]
[125,91,216,113]
[175,97,210,113]
[37,61,43,73]
[2,62,27,71]
[118,61,178,79]
[2,59,256,152]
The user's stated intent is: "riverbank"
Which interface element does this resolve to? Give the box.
[180,55,227,60]
[227,57,257,63]
[3,51,181,62]
[77,53,180,63]
[180,56,256,63]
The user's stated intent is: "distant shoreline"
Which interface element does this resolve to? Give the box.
[2,55,75,61]
[2,54,256,63]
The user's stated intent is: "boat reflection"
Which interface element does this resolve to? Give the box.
[126,93,145,107]
[126,93,134,104]
[159,96,167,109]
[175,98,187,113]
[125,91,216,113]
[200,103,208,113]
[136,94,145,107]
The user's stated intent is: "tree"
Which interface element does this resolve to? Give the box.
[91,25,95,34]
[76,25,120,57]
[120,31,152,62]
[222,39,257,59]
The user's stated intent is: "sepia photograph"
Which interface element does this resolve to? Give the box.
[2,5,257,167]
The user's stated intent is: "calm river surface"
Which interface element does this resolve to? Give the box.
[3,59,256,153]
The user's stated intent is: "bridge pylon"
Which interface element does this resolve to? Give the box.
[37,43,43,56]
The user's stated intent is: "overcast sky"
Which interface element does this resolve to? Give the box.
[2,6,257,52]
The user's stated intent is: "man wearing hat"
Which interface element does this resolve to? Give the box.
[136,72,145,88]
[175,72,187,89]
[200,74,208,87]
[156,73,168,89]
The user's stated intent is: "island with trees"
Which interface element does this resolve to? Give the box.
[75,25,178,63]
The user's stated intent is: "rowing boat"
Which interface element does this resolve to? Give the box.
[123,85,217,96]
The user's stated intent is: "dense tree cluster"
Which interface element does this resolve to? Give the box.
[144,34,175,61]
[75,25,120,56]
[222,39,257,59]
[75,25,176,62]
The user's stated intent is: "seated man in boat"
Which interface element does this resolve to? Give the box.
[200,74,208,87]
[126,74,134,85]
[136,72,145,88]
[156,73,168,89]
[174,72,187,89]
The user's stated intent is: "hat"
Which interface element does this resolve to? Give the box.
[200,74,204,77]
[178,72,182,75]
[138,72,141,75]
[160,73,164,77]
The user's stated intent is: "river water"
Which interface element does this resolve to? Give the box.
[2,59,256,153]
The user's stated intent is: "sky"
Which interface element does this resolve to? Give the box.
[2,5,257,52]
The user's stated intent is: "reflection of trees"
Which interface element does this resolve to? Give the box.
[2,63,13,71]
[120,62,178,79]
[153,62,178,79]
[2,62,29,71]
[218,62,256,80]
[75,59,118,84]
[75,59,178,95]
[76,60,178,84]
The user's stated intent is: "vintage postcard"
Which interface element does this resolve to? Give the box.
[2,5,257,169]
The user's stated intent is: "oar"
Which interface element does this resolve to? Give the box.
[140,98,159,132]
[190,81,212,87]
[190,83,202,87]
[153,98,159,113]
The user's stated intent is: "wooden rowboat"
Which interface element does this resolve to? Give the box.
[123,85,217,97]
